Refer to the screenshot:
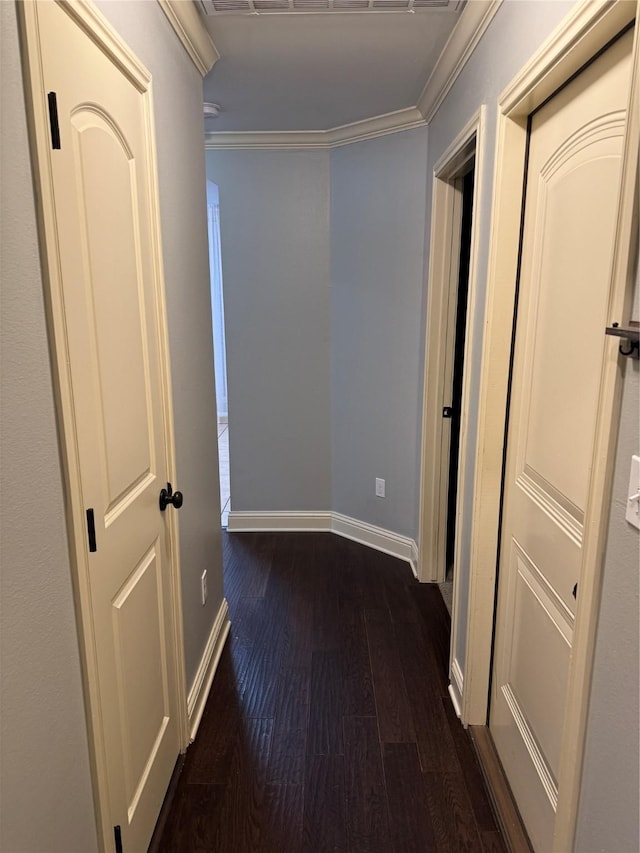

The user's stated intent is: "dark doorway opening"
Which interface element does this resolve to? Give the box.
[445,167,475,575]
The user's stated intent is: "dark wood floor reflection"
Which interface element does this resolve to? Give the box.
[155,532,506,852]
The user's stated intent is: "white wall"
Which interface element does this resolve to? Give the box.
[205,149,333,512]
[331,127,429,537]
[0,3,98,850]
[0,1,224,848]
[94,0,224,689]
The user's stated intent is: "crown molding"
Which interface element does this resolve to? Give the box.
[157,0,220,76]
[204,0,503,148]
[205,129,329,151]
[330,106,426,146]
[417,0,503,123]
[205,106,426,150]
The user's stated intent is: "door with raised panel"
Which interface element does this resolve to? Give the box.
[489,29,633,853]
[32,3,182,850]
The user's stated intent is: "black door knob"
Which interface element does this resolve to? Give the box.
[159,482,184,512]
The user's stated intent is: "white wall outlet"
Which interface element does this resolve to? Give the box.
[201,569,208,606]
[625,455,640,530]
[375,477,385,498]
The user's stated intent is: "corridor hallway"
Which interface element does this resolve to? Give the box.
[151,533,506,852]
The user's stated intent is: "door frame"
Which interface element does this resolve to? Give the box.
[18,2,189,848]
[461,1,639,849]
[418,107,485,587]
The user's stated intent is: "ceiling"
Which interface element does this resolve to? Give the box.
[200,4,465,132]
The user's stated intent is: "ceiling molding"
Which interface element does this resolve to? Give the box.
[157,0,220,76]
[205,106,426,150]
[206,129,330,150]
[417,0,503,123]
[204,0,503,148]
[331,106,426,146]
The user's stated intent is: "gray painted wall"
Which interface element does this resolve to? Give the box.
[94,0,224,689]
[574,252,639,853]
[424,0,576,686]
[0,3,98,850]
[205,149,332,512]
[330,127,429,537]
[205,132,427,535]
[1,1,223,848]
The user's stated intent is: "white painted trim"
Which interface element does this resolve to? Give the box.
[499,0,634,117]
[418,0,502,123]
[410,541,420,579]
[449,657,464,717]
[227,510,333,531]
[206,130,329,151]
[331,512,418,571]
[56,0,150,88]
[418,107,485,585]
[461,3,638,851]
[156,0,219,76]
[226,511,419,572]
[448,684,462,718]
[330,107,425,146]
[204,107,426,150]
[187,598,231,742]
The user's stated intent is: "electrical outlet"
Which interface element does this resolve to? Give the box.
[201,570,208,606]
[375,478,385,498]
[626,455,640,530]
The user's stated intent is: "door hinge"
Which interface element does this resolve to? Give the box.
[86,508,97,553]
[47,92,61,149]
[114,825,123,853]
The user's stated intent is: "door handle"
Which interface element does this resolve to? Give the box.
[159,482,183,512]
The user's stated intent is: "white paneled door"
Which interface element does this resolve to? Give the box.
[29,3,183,850]
[490,29,633,853]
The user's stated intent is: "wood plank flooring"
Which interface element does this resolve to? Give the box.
[154,532,506,852]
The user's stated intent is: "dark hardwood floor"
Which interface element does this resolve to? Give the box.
[154,532,506,852]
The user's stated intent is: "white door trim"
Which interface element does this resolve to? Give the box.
[418,106,486,584]
[18,2,189,848]
[462,2,638,850]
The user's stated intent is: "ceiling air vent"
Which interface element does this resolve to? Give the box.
[199,0,463,13]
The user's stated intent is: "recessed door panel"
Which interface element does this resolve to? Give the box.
[521,138,624,516]
[508,548,572,783]
[73,115,155,513]
[112,544,168,815]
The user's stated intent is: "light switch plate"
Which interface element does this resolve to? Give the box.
[625,455,640,530]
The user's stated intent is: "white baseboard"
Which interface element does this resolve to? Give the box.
[331,512,418,571]
[410,541,420,579]
[226,510,418,573]
[187,597,230,742]
[449,656,464,718]
[227,511,332,532]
